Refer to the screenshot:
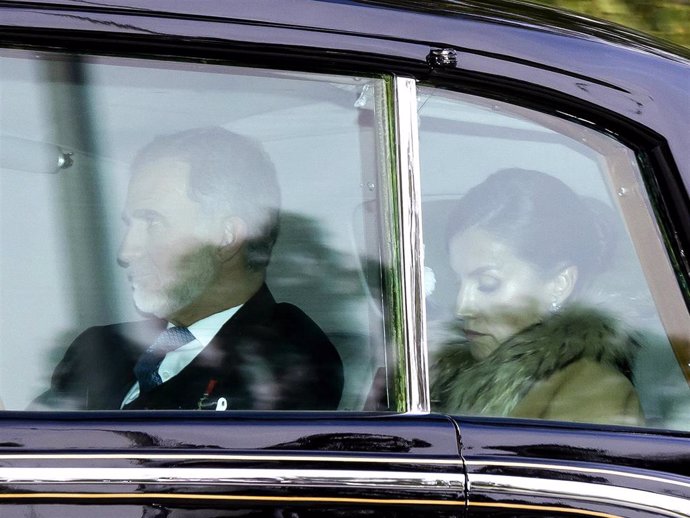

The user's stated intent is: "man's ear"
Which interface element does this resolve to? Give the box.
[548,264,578,308]
[218,217,247,261]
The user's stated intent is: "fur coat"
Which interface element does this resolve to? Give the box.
[431,306,644,426]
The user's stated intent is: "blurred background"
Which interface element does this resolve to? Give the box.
[531,0,689,48]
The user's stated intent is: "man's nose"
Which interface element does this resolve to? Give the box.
[117,227,140,267]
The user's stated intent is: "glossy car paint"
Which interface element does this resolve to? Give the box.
[1,0,690,515]
[459,417,690,516]
[0,413,466,511]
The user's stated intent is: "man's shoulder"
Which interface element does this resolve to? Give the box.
[272,300,325,328]
[70,319,164,352]
[216,286,340,361]
[257,293,335,348]
[228,285,329,338]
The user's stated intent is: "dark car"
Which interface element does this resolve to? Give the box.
[1,0,689,516]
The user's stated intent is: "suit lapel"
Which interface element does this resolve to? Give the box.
[101,319,165,408]
[209,284,275,349]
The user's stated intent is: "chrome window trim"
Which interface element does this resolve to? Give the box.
[469,474,690,518]
[0,467,465,492]
[3,455,686,491]
[0,453,463,466]
[466,460,690,491]
[392,75,429,414]
[0,493,464,507]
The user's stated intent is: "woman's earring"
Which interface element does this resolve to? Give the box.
[550,299,561,312]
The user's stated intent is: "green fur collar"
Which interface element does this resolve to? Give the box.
[431,305,639,415]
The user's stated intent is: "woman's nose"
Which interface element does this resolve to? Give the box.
[455,283,476,318]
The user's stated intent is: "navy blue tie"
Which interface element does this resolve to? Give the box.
[134,327,195,393]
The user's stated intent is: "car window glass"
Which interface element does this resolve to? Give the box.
[419,86,690,430]
[0,50,396,412]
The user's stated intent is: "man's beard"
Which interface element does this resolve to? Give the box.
[131,245,220,319]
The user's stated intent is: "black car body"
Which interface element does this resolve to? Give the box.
[1,1,689,516]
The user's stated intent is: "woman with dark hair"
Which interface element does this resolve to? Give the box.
[431,168,644,425]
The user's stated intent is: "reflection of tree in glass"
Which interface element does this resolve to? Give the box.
[267,212,366,333]
[267,211,384,410]
[532,0,690,49]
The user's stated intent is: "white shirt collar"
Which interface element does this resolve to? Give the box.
[168,304,243,348]
[121,304,243,408]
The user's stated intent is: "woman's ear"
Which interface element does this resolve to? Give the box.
[548,265,578,308]
[218,216,247,262]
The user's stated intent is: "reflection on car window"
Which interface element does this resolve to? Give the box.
[419,88,690,430]
[0,50,393,411]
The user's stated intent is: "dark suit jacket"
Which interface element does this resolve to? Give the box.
[34,285,343,410]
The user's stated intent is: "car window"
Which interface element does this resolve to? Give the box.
[0,49,398,412]
[419,86,690,430]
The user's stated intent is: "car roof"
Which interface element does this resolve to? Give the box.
[8,0,689,62]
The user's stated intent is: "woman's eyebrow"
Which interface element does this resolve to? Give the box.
[468,265,500,277]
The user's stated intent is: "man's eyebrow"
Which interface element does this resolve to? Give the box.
[121,209,164,223]
[134,209,163,219]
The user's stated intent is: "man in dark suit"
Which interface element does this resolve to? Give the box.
[34,127,343,411]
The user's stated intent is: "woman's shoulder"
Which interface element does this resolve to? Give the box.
[513,358,644,426]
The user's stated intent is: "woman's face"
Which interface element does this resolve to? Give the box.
[449,227,553,358]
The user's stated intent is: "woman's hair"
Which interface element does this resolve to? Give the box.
[446,168,614,290]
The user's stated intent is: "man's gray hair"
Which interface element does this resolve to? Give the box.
[132,127,281,270]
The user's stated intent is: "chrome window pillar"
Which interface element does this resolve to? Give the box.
[391,76,429,414]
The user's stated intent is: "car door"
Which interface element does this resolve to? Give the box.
[0,2,465,516]
[411,14,690,518]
